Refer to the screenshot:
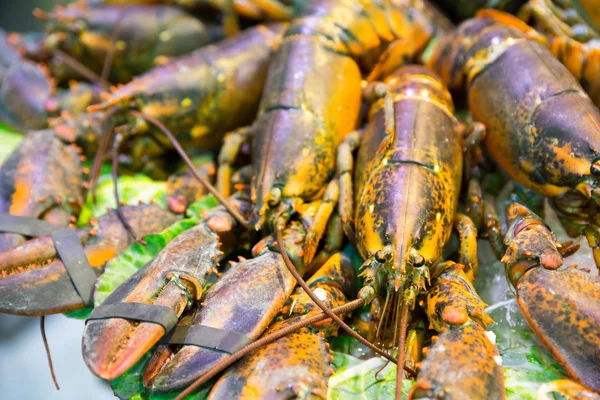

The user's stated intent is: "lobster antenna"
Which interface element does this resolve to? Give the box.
[53,48,110,91]
[40,316,60,390]
[129,110,251,229]
[86,106,120,202]
[173,299,366,400]
[111,132,146,244]
[395,300,410,400]
[275,227,410,367]
[375,289,391,342]
[100,7,127,83]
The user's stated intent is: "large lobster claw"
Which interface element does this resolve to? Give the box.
[142,221,311,393]
[503,203,600,391]
[82,197,252,381]
[0,204,178,315]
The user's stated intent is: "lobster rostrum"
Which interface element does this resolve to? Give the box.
[430,11,600,270]
[337,65,484,397]
[34,2,225,84]
[518,0,600,106]
[207,249,358,399]
[217,0,453,264]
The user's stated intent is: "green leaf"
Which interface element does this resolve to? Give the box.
[186,195,219,221]
[487,299,565,399]
[0,124,22,165]
[328,353,414,399]
[111,353,212,400]
[78,174,168,226]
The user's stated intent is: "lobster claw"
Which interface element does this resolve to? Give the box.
[515,266,600,391]
[142,250,297,393]
[207,251,357,399]
[82,221,226,380]
[0,204,178,316]
[503,203,600,391]
[410,322,504,399]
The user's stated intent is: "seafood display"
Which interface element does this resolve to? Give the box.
[1,0,599,399]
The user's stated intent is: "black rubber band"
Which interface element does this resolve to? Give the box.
[0,214,63,237]
[161,325,252,354]
[0,214,97,306]
[51,228,97,307]
[87,302,179,333]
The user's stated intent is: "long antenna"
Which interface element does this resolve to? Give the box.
[276,227,406,365]
[173,299,365,400]
[129,110,250,229]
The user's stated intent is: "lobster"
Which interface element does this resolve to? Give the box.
[430,11,600,270]
[517,0,600,106]
[34,3,225,84]
[207,249,357,399]
[216,0,453,264]
[0,23,286,323]
[336,65,486,398]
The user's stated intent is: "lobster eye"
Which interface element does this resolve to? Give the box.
[412,254,425,267]
[591,159,600,176]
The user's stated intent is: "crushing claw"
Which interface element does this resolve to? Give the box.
[503,202,600,391]
[0,205,178,315]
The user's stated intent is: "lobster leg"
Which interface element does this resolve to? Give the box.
[454,212,479,279]
[302,179,339,265]
[216,125,255,198]
[336,129,361,242]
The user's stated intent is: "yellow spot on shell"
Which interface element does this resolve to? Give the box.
[436,213,441,222]
[191,125,209,138]
[369,204,374,213]
[181,98,192,108]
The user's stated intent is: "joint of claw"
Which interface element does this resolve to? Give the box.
[165,272,202,308]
